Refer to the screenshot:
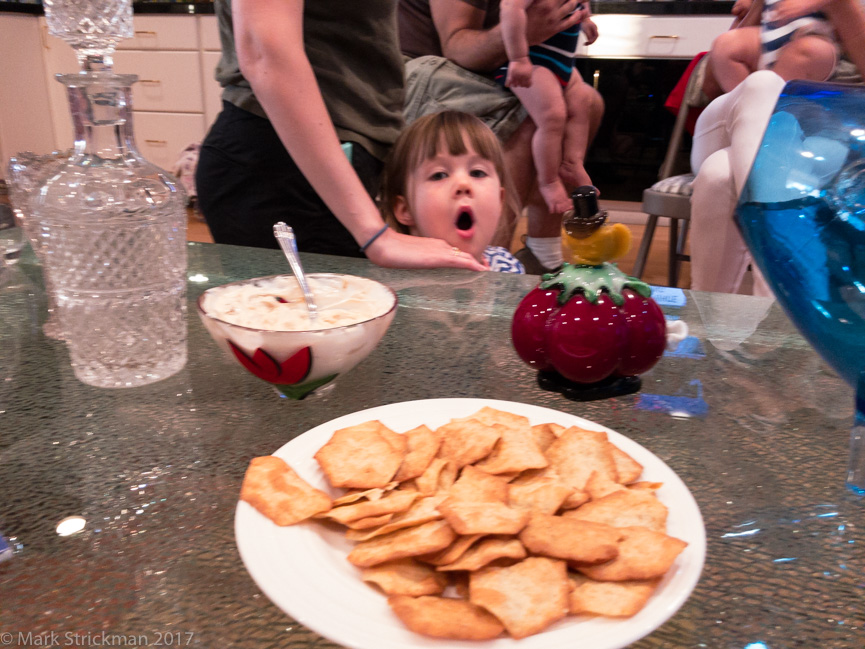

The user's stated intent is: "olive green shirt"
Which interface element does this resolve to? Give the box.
[214,0,405,160]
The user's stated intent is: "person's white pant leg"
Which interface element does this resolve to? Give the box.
[726,71,788,193]
[689,71,787,294]
[690,149,752,293]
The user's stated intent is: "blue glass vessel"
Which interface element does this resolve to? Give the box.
[736,80,865,493]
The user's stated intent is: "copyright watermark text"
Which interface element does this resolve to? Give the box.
[1,631,195,646]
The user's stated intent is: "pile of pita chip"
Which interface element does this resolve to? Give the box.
[239,406,688,641]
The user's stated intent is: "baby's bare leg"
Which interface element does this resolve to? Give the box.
[560,75,603,191]
[511,66,572,214]
[772,35,836,81]
[710,27,762,93]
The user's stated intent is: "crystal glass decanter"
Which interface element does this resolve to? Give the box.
[736,80,865,493]
[27,0,187,388]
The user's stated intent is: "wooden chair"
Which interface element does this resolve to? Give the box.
[632,55,711,287]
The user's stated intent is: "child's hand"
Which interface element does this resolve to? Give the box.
[506,58,534,88]
[582,17,599,45]
[731,0,754,19]
[770,0,831,24]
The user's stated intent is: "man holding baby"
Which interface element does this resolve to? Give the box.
[399,0,605,274]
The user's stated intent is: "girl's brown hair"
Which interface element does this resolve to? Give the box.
[380,111,521,239]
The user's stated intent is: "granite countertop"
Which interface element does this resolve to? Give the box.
[0,241,862,648]
[1,1,735,16]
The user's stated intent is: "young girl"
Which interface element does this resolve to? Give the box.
[381,111,525,273]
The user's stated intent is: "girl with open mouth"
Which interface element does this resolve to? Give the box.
[381,111,525,273]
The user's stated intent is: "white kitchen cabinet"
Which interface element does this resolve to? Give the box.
[0,14,56,167]
[201,50,223,130]
[579,15,733,59]
[117,15,198,51]
[114,50,205,113]
[38,14,215,171]
[135,111,206,172]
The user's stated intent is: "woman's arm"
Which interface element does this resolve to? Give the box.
[233,0,485,269]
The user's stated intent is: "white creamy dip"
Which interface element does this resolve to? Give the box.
[202,274,394,331]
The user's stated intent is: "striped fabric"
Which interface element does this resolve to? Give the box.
[529,19,583,87]
[495,4,583,87]
[651,173,695,197]
[484,246,526,273]
[760,0,834,69]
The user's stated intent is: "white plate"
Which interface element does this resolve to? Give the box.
[235,398,706,649]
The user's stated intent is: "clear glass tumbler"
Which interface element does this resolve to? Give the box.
[7,151,70,340]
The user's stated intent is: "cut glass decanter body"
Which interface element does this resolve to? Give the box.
[26,0,188,388]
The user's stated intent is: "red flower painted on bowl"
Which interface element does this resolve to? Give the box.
[228,342,312,385]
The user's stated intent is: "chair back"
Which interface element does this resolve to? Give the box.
[657,56,711,181]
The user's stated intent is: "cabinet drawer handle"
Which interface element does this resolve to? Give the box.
[135,30,158,36]
[145,139,168,146]
[649,35,680,40]
[139,79,162,85]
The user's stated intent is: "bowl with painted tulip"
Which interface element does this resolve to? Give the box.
[198,274,397,399]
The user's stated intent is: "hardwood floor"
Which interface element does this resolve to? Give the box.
[186,205,690,289]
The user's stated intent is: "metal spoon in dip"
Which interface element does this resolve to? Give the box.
[273,222,318,323]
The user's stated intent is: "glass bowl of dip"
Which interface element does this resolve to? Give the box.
[198,274,398,399]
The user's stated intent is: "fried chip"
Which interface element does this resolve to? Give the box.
[546,426,619,492]
[388,595,504,640]
[393,425,441,483]
[361,559,448,596]
[378,424,408,456]
[519,512,621,564]
[240,456,332,526]
[437,498,529,536]
[470,557,570,639]
[577,526,687,581]
[422,533,484,566]
[436,419,501,468]
[347,520,456,567]
[475,425,549,475]
[437,537,526,572]
[331,482,398,506]
[507,478,574,514]
[568,574,659,617]
[584,470,627,501]
[610,444,643,484]
[345,494,446,541]
[324,490,420,525]
[414,458,456,496]
[452,406,531,431]
[314,423,404,489]
[563,488,668,532]
[448,465,509,503]
[530,423,560,452]
[345,513,394,529]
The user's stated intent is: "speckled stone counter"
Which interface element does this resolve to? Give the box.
[0,243,862,648]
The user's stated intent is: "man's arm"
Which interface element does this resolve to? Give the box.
[432,0,582,72]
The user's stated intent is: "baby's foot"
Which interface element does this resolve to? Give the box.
[560,160,595,194]
[538,180,572,215]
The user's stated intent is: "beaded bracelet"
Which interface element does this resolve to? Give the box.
[359,224,389,253]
